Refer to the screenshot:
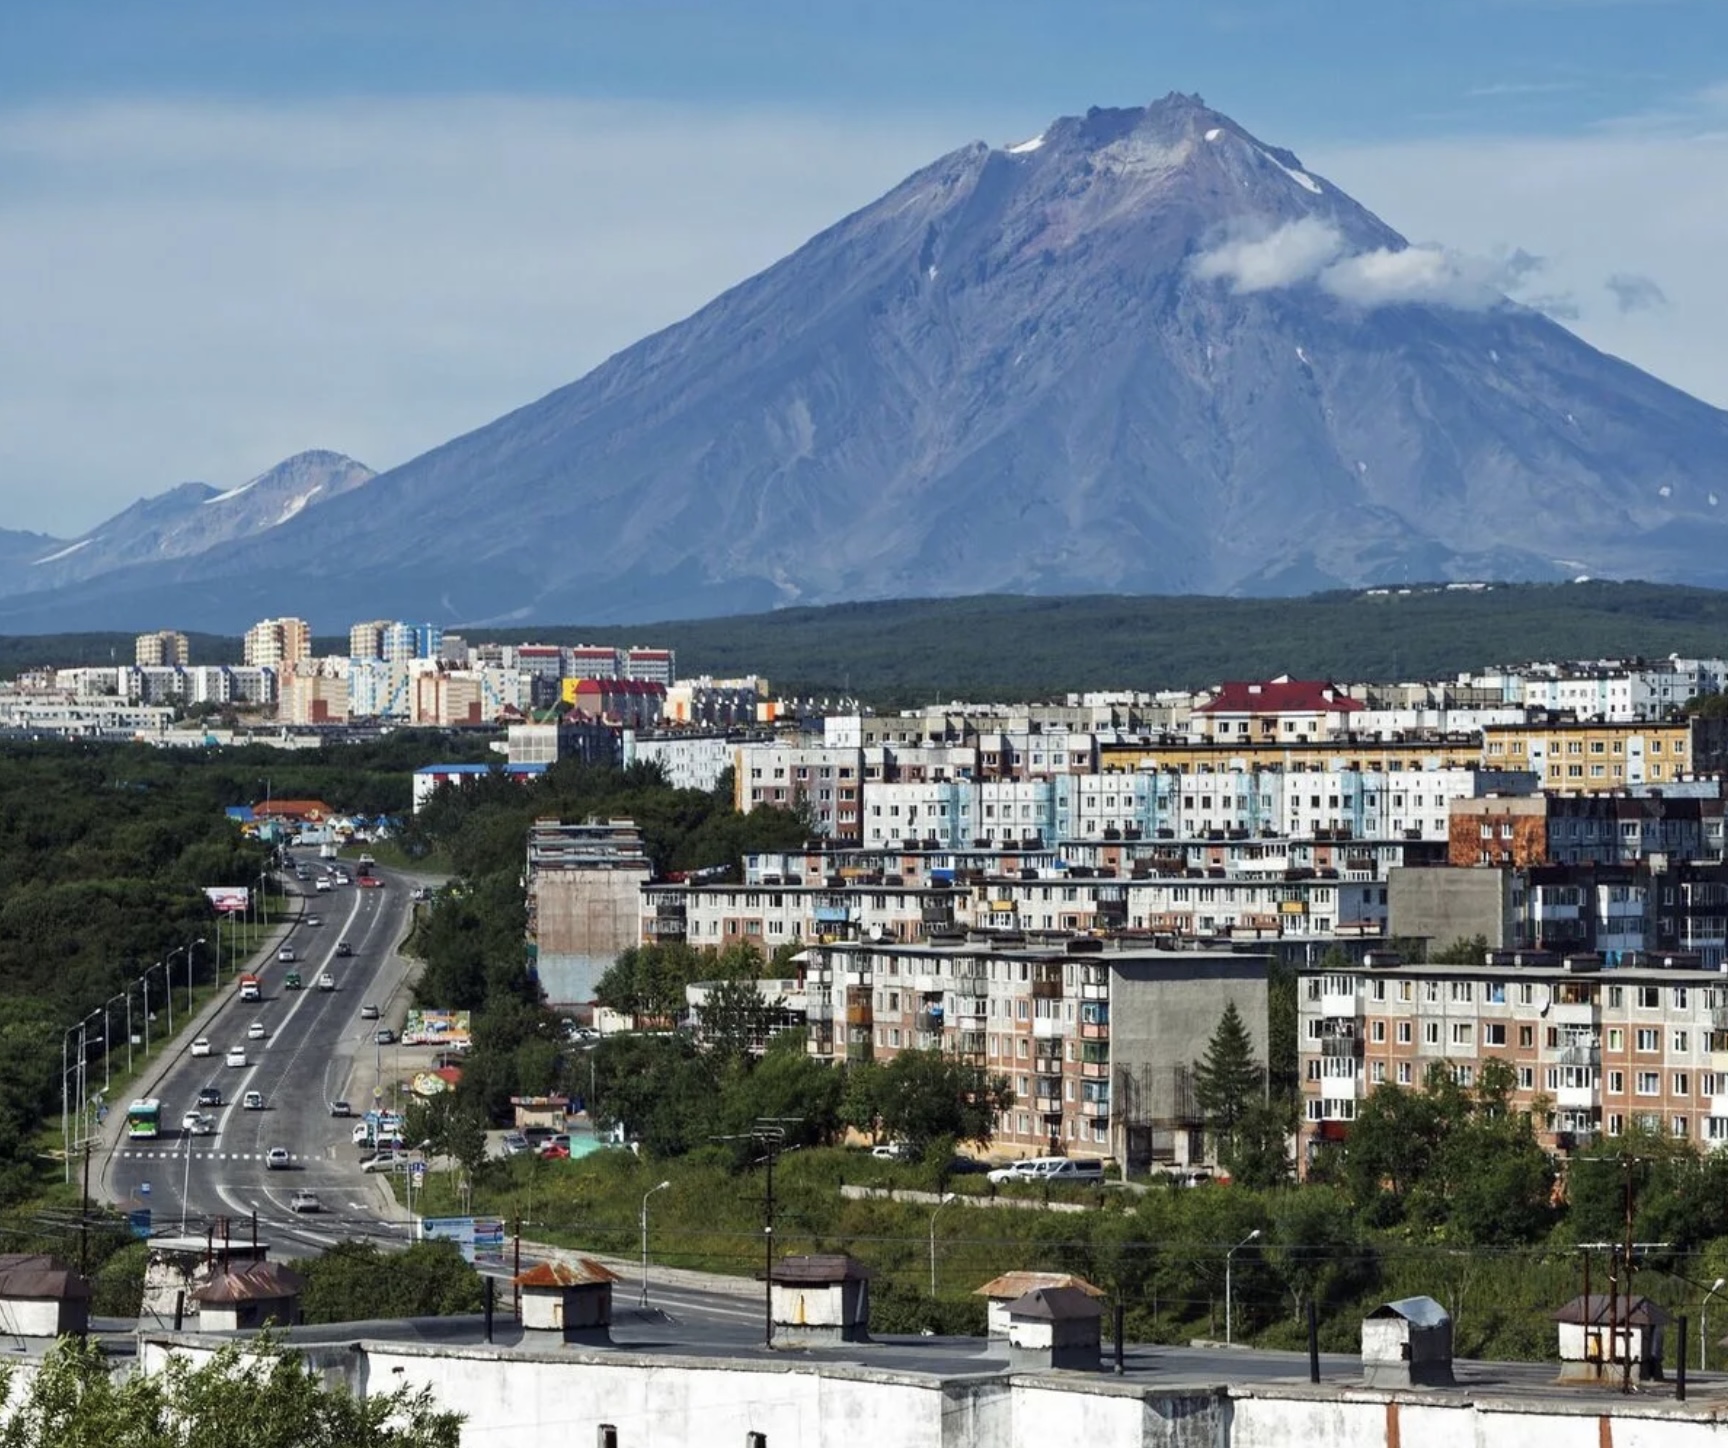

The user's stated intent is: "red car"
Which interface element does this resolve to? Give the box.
[539,1143,570,1160]
[358,876,383,888]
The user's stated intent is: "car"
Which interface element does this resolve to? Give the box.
[501,1131,530,1157]
[196,1086,222,1108]
[288,1189,322,1213]
[276,947,295,964]
[189,1037,211,1058]
[181,1111,213,1135]
[985,1157,1107,1186]
[361,1151,406,1173]
[536,1133,572,1157]
[265,1147,291,1170]
[373,1028,395,1045]
[358,876,383,888]
[317,973,336,991]
[246,1021,267,1040]
[335,942,353,958]
[329,1099,352,1117]
[333,872,351,885]
[242,1090,265,1111]
[359,1004,380,1021]
[304,914,322,927]
[224,1046,247,1068]
[539,1143,571,1160]
[282,970,302,990]
[871,1142,916,1161]
[314,878,332,892]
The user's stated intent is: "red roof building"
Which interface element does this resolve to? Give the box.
[1191,676,1363,743]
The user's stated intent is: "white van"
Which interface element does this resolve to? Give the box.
[986,1156,1107,1186]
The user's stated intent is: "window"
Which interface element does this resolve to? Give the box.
[1674,1072,1690,1096]
[1518,1066,1535,1090]
[1519,1025,1534,1048]
[1423,1022,1441,1045]
[1609,1070,1626,1094]
[1371,1061,1386,1084]
[1673,1116,1689,1139]
[1451,1022,1473,1046]
[1637,986,1660,1010]
[1371,1020,1386,1043]
[1450,981,1474,1002]
[1608,986,1624,1008]
[1397,1062,1413,1085]
[1607,1113,1624,1136]
[1607,1028,1624,1051]
[1455,1064,1474,1087]
[1635,1071,1660,1096]
[1397,1022,1413,1045]
[1673,1030,1690,1054]
[1484,1023,1506,1046]
[1636,1028,1659,1052]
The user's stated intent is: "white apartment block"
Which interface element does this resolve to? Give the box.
[733,745,863,837]
[1298,954,1728,1165]
[623,732,738,793]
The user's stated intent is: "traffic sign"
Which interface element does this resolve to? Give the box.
[410,1161,427,1181]
[139,1182,151,1196]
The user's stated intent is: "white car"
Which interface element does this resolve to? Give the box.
[246,1021,267,1040]
[265,1147,291,1170]
[986,1157,1107,1186]
[289,1189,321,1213]
[314,878,332,892]
[242,1090,265,1111]
[276,947,295,964]
[189,1037,211,1058]
[317,973,336,991]
[225,1046,247,1068]
[181,1111,214,1135]
[361,1151,406,1174]
[304,914,322,927]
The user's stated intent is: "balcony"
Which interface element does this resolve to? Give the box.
[1031,977,1063,1000]
[845,1004,873,1026]
[951,997,987,1024]
[915,1010,943,1033]
[1320,991,1362,1018]
[806,1000,835,1022]
[1080,1021,1110,1041]
[1712,1007,1728,1032]
[1080,981,1109,1002]
[1320,1075,1361,1101]
[1556,1044,1600,1068]
[1555,1085,1598,1111]
[1710,1095,1728,1119]
[649,913,686,937]
[1032,1016,1065,1039]
[845,1040,872,1063]
[1321,1036,1364,1059]
[954,1031,986,1059]
[1551,999,1600,1027]
[1033,1053,1064,1076]
[1035,1097,1064,1117]
[1081,1059,1110,1079]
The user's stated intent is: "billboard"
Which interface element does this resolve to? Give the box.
[418,1215,507,1266]
[203,886,250,914]
[402,1009,471,1048]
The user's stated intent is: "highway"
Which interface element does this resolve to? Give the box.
[106,857,423,1243]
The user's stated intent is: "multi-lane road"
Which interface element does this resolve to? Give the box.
[105,860,421,1246]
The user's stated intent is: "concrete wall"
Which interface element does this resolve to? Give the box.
[532,866,649,1006]
[1387,867,1514,950]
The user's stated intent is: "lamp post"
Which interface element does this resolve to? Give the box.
[929,1192,958,1298]
[73,1007,102,1153]
[1225,1228,1261,1347]
[1703,1277,1726,1371]
[639,1179,671,1309]
[179,937,206,1015]
[141,962,169,1054]
[101,992,127,1093]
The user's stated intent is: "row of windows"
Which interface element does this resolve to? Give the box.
[1313,976,1711,1010]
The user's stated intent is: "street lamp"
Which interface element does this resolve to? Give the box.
[639,1179,671,1309]
[1225,1228,1261,1347]
[176,938,207,1015]
[101,992,128,1092]
[1703,1277,1726,1370]
[929,1192,958,1298]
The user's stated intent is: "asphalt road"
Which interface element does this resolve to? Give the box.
[107,858,421,1239]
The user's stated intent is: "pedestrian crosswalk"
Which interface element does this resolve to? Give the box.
[120,1149,304,1162]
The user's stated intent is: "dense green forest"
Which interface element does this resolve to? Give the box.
[11,578,1728,703]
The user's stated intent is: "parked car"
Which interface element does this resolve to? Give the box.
[359,1003,380,1020]
[189,1037,211,1058]
[246,1021,267,1040]
[335,941,353,957]
[196,1086,222,1108]
[181,1111,213,1135]
[224,1046,247,1068]
[986,1157,1107,1186]
[329,1099,352,1117]
[539,1143,571,1160]
[501,1131,531,1157]
[265,1147,291,1170]
[535,1133,572,1157]
[373,1028,395,1045]
[242,1090,265,1111]
[288,1189,321,1213]
[871,1142,916,1161]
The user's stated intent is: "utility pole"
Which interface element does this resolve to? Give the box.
[79,1139,91,1276]
[710,1116,802,1349]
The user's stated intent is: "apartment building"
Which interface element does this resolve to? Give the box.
[733,744,863,839]
[1099,736,1485,775]
[526,818,652,1008]
[1189,678,1363,742]
[1298,952,1728,1164]
[1448,789,1727,869]
[801,937,1267,1167]
[134,630,189,667]
[1481,719,1728,792]
[623,730,766,792]
[242,617,311,669]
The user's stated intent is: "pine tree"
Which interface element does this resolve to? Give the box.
[1192,1001,1266,1151]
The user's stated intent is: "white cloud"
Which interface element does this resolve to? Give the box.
[1605,272,1668,311]
[1189,216,1345,293]
[0,97,988,534]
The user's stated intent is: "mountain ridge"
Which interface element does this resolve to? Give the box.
[3,92,1726,632]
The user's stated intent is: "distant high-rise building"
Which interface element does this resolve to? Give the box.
[624,647,676,686]
[135,630,190,667]
[349,620,392,659]
[243,617,311,668]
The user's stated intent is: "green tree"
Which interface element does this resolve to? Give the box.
[0,1331,461,1446]
[848,1049,1014,1154]
[1223,1097,1295,1189]
[294,1240,485,1325]
[1192,1001,1265,1151]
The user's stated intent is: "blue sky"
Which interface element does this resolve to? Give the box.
[0,0,1722,533]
